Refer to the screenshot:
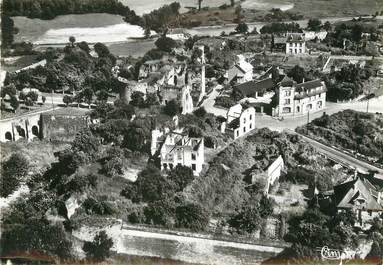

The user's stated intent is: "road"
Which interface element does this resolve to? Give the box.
[201,85,228,117]
[291,131,383,178]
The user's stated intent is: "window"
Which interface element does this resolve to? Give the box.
[243,118,246,124]
[284,91,291,96]
[249,115,252,120]
[243,127,246,133]
[169,164,174,170]
[283,107,291,113]
[249,123,252,129]
[289,49,293,53]
[163,163,168,170]
[177,149,182,160]
[192,153,196,160]
[284,99,290,105]
[236,131,239,137]
[192,164,196,171]
[299,49,302,53]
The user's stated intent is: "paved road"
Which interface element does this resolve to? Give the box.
[201,85,227,117]
[291,130,383,178]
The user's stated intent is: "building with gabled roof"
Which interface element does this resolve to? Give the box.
[333,173,383,227]
[151,127,204,175]
[220,103,256,140]
[233,77,275,99]
[228,55,254,84]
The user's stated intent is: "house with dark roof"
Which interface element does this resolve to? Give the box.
[272,77,326,117]
[333,173,383,227]
[151,127,205,175]
[233,77,275,98]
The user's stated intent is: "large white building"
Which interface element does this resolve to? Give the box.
[221,104,256,139]
[285,33,306,54]
[151,128,205,175]
[273,77,326,117]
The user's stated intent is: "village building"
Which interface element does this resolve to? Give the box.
[332,172,383,228]
[273,33,306,54]
[233,77,275,99]
[159,85,194,114]
[228,55,254,84]
[220,104,256,139]
[272,77,326,117]
[151,127,205,175]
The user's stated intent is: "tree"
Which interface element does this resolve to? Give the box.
[97,89,109,103]
[235,22,248,34]
[123,126,147,152]
[145,93,159,106]
[307,18,322,32]
[134,164,176,202]
[9,95,19,112]
[230,0,235,7]
[69,36,76,47]
[82,87,94,108]
[323,21,332,31]
[27,91,38,103]
[1,84,17,97]
[83,231,113,261]
[130,91,145,107]
[63,95,73,107]
[94,42,110,57]
[164,99,181,116]
[0,153,29,197]
[72,130,100,157]
[78,41,91,53]
[351,24,363,42]
[287,65,306,83]
[168,165,195,192]
[154,36,177,52]
[194,107,207,118]
[229,203,262,234]
[175,203,209,231]
[144,198,176,226]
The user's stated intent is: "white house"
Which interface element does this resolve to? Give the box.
[228,55,254,84]
[151,128,205,175]
[286,33,306,54]
[273,77,326,117]
[221,103,256,139]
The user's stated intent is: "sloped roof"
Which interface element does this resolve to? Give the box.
[295,79,323,91]
[334,176,383,211]
[234,78,274,96]
[286,33,305,43]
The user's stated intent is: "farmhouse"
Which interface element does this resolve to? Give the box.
[273,33,306,54]
[228,55,254,84]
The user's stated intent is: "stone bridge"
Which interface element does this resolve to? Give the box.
[0,113,42,142]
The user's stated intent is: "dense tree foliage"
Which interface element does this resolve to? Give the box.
[83,231,113,261]
[142,2,181,32]
[260,22,301,34]
[175,203,210,231]
[155,36,178,52]
[0,153,29,197]
[2,0,139,21]
[168,165,195,192]
[164,99,181,116]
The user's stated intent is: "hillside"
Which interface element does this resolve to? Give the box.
[296,110,383,165]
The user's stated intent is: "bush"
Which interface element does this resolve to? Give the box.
[83,231,113,261]
[164,99,181,116]
[155,36,177,52]
[0,153,29,197]
[175,203,210,231]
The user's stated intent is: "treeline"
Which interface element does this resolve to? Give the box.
[142,2,181,32]
[260,22,302,34]
[2,0,140,21]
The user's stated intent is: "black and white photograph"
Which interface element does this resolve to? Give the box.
[1,0,383,264]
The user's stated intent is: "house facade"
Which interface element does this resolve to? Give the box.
[265,155,285,195]
[151,128,205,175]
[273,78,326,117]
[228,55,254,84]
[221,104,256,139]
[286,33,306,54]
[333,173,383,228]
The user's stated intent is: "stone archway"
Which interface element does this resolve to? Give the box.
[5,131,12,141]
[18,128,26,138]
